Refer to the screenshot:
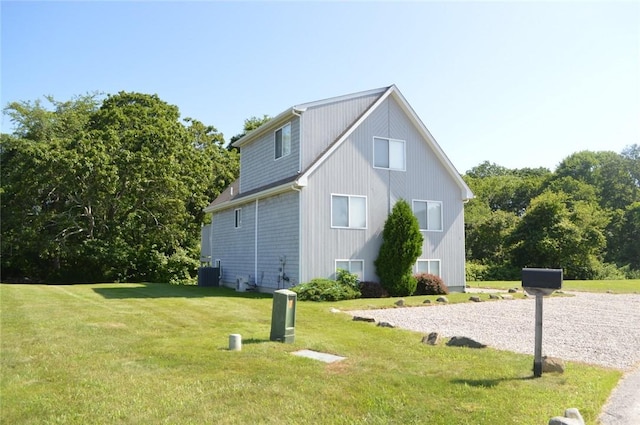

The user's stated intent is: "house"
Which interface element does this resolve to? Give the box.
[201,85,473,292]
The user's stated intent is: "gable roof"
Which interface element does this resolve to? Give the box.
[205,85,473,213]
[296,85,473,200]
[232,86,389,149]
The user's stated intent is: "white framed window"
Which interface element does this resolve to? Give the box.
[373,137,406,171]
[275,123,291,159]
[416,259,441,277]
[412,200,443,231]
[234,208,242,228]
[336,259,364,281]
[331,194,367,229]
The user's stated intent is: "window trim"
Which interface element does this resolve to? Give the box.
[331,194,367,229]
[335,259,364,281]
[412,199,443,232]
[234,208,242,228]
[416,259,441,276]
[373,136,406,171]
[274,122,292,160]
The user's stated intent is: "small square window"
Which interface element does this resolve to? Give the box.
[412,200,442,231]
[417,259,441,277]
[336,259,364,281]
[331,194,367,229]
[373,137,405,171]
[275,123,291,159]
[234,208,242,228]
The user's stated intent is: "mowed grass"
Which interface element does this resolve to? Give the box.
[1,283,621,424]
[471,279,640,294]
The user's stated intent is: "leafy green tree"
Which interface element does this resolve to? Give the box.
[1,92,239,283]
[508,191,609,279]
[374,200,423,296]
[608,202,640,270]
[228,115,271,151]
[466,210,519,264]
[554,150,638,210]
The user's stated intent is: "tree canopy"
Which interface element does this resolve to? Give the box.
[464,149,640,280]
[1,92,239,283]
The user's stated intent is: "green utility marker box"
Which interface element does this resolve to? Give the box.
[270,289,297,343]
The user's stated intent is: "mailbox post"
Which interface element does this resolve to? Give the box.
[522,268,563,377]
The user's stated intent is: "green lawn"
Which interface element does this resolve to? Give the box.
[470,279,640,294]
[1,283,621,424]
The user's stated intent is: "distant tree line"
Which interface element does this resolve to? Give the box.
[464,147,640,280]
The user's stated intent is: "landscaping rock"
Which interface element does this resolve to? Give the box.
[330,308,341,313]
[394,299,405,307]
[446,336,486,349]
[377,321,395,328]
[489,294,501,300]
[423,299,431,304]
[352,316,375,323]
[502,294,514,300]
[549,408,584,425]
[436,296,448,303]
[508,288,518,293]
[422,332,441,345]
[542,356,565,373]
[469,296,482,302]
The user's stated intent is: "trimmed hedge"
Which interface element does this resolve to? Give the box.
[414,273,449,295]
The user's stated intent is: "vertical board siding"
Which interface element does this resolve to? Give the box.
[301,93,381,171]
[241,117,301,193]
[300,96,467,289]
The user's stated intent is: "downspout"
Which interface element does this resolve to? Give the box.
[291,184,303,286]
[255,198,259,288]
[292,107,304,285]
[292,107,304,174]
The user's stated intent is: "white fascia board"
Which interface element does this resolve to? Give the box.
[389,88,474,201]
[299,86,395,182]
[294,86,389,110]
[204,181,302,214]
[232,108,300,148]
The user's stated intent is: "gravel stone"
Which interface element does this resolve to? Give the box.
[348,292,640,370]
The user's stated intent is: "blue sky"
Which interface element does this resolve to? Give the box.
[1,1,638,173]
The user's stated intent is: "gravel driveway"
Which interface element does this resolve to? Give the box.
[348,292,640,370]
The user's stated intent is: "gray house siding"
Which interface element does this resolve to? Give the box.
[209,202,255,285]
[255,191,300,289]
[300,92,381,171]
[209,191,299,290]
[205,86,471,292]
[299,95,467,289]
[240,117,300,194]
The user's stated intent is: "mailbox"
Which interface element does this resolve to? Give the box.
[522,268,562,296]
[270,289,296,343]
[521,267,563,377]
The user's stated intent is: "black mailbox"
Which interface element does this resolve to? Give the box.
[522,268,563,289]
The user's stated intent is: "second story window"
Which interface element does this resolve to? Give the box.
[275,123,291,159]
[412,200,443,231]
[373,137,405,171]
[331,194,367,229]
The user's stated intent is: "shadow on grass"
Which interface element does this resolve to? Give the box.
[451,375,535,388]
[93,283,272,300]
